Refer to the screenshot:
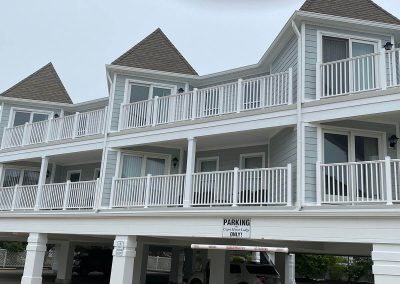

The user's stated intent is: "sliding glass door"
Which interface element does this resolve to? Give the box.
[121,154,168,178]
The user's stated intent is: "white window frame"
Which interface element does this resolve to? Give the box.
[1,166,40,186]
[118,151,171,177]
[321,127,385,163]
[239,152,266,169]
[93,168,101,180]
[317,30,381,63]
[66,170,82,182]
[123,79,177,104]
[8,107,53,128]
[196,156,220,173]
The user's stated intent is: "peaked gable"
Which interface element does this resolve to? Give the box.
[112,28,198,75]
[1,63,73,104]
[300,0,400,25]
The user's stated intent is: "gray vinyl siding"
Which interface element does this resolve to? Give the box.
[110,74,187,132]
[324,120,397,159]
[304,24,392,100]
[304,126,318,203]
[196,145,268,171]
[271,35,298,103]
[269,127,297,203]
[101,149,118,207]
[54,163,101,183]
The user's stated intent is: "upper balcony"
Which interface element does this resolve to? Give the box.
[1,108,107,150]
[118,70,293,131]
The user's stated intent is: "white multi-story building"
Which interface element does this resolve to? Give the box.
[1,0,400,283]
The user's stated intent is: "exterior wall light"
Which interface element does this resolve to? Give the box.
[389,135,399,148]
[384,42,394,50]
[172,157,179,168]
[178,88,184,93]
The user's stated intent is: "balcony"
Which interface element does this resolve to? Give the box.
[0,180,100,211]
[119,70,293,130]
[316,48,400,99]
[1,108,107,150]
[316,158,400,205]
[110,165,292,208]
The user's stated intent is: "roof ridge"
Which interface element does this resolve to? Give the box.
[47,63,73,103]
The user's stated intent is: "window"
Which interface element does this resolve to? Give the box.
[196,157,219,172]
[128,83,173,103]
[120,153,169,178]
[2,168,40,187]
[66,170,81,182]
[12,110,50,127]
[240,153,265,169]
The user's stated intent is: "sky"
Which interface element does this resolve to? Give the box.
[1,0,399,103]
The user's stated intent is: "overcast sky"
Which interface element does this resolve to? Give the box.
[1,0,399,103]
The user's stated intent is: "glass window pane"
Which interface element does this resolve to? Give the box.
[322,36,349,63]
[153,87,171,98]
[200,160,217,172]
[68,172,81,182]
[355,136,379,161]
[243,156,263,169]
[32,113,48,123]
[13,112,31,126]
[145,157,165,176]
[121,155,143,178]
[324,133,349,163]
[22,170,40,185]
[2,169,21,187]
[352,42,375,57]
[130,85,150,103]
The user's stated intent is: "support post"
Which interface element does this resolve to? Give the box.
[55,242,75,284]
[287,163,292,206]
[316,161,322,206]
[275,253,295,284]
[11,184,18,211]
[208,250,229,284]
[46,118,52,142]
[170,247,185,284]
[21,233,48,284]
[152,96,159,126]
[232,167,239,207]
[72,112,80,138]
[34,156,49,211]
[144,174,151,208]
[183,137,196,207]
[288,67,293,104]
[236,78,243,113]
[385,156,393,205]
[63,180,71,210]
[22,122,29,146]
[132,242,149,284]
[110,235,137,284]
[191,88,198,120]
[379,48,387,90]
[316,62,321,100]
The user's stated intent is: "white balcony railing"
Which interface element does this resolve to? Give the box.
[0,180,100,211]
[111,165,292,208]
[317,157,400,205]
[1,108,107,149]
[386,48,400,88]
[119,69,293,130]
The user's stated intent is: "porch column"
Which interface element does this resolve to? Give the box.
[132,241,149,284]
[170,247,185,284]
[275,253,295,284]
[208,250,229,284]
[110,235,137,284]
[183,137,196,207]
[372,243,400,284]
[55,242,75,284]
[0,163,4,184]
[34,156,49,210]
[21,233,48,284]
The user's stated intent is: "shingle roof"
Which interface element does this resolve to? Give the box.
[1,63,73,104]
[112,28,198,75]
[300,0,400,25]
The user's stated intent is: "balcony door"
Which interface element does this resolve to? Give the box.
[240,154,265,201]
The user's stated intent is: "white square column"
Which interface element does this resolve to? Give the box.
[55,242,75,284]
[110,235,137,284]
[132,241,149,284]
[275,253,295,284]
[183,137,196,207]
[34,156,49,210]
[208,250,229,284]
[170,247,185,284]
[21,233,48,284]
[373,244,400,284]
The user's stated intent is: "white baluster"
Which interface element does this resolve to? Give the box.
[144,174,151,208]
[385,157,393,205]
[287,163,292,206]
[72,112,80,138]
[232,167,239,207]
[379,48,387,90]
[63,180,71,210]
[236,78,243,113]
[316,161,322,206]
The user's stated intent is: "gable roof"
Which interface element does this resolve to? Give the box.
[300,0,400,25]
[1,63,73,104]
[112,28,198,75]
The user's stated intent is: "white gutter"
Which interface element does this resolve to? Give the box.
[292,20,303,211]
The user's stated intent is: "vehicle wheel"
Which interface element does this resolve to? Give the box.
[190,279,203,284]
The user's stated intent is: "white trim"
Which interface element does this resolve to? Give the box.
[239,152,266,169]
[196,156,220,172]
[66,170,82,182]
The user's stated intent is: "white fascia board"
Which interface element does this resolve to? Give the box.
[302,89,400,123]
[0,137,104,163]
[107,107,297,148]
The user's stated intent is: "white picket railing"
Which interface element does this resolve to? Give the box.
[111,166,292,208]
[386,48,400,87]
[318,52,380,98]
[317,159,394,204]
[119,69,292,130]
[390,159,400,202]
[1,108,106,149]
[0,180,99,211]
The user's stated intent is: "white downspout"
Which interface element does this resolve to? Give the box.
[292,20,303,211]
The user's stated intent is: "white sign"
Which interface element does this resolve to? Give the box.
[115,241,124,256]
[222,218,251,239]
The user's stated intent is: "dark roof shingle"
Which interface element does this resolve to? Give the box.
[1,63,73,104]
[112,28,198,75]
[300,0,400,25]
